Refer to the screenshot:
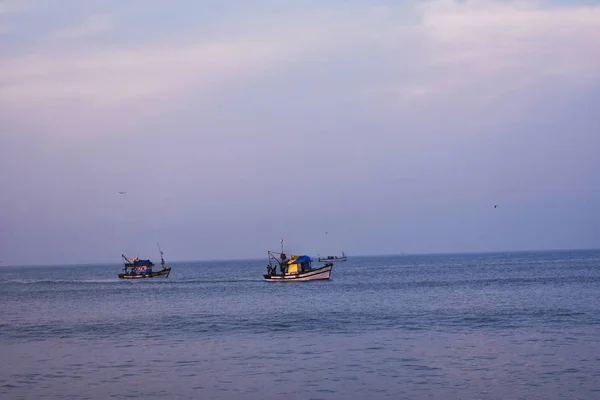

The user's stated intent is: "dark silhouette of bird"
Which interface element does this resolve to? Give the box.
[494,205,498,208]
[119,192,126,195]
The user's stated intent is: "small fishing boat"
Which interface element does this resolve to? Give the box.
[119,245,171,279]
[318,252,347,262]
[264,239,333,282]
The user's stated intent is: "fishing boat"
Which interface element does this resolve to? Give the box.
[119,245,171,279]
[318,252,347,262]
[264,239,333,282]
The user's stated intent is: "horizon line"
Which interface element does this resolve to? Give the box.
[1,247,599,268]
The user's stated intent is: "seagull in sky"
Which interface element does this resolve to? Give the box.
[119,191,126,195]
[494,205,498,208]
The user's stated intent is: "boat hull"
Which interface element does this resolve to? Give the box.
[264,264,332,282]
[318,257,346,262]
[118,268,171,279]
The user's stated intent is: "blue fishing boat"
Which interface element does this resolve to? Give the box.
[119,245,171,279]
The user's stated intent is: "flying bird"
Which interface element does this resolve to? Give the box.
[118,192,126,195]
[494,205,498,208]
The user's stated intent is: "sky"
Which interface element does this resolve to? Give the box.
[1,0,599,266]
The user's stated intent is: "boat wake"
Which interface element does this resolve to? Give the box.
[2,279,120,284]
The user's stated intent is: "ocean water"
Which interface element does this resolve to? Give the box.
[1,250,600,399]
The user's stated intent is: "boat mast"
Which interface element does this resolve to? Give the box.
[121,254,131,271]
[157,243,165,269]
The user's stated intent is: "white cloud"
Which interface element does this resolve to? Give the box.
[0,0,599,116]
[0,0,26,15]
[0,41,299,108]
[0,0,27,33]
[52,14,113,39]
[0,12,371,109]
[365,0,600,105]
[420,0,600,71]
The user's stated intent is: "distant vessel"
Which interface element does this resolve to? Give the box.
[119,245,171,279]
[318,252,347,262]
[264,239,333,282]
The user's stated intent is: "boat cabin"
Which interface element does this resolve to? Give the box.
[123,256,155,275]
[286,255,312,274]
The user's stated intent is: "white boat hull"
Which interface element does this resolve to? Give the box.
[264,264,333,282]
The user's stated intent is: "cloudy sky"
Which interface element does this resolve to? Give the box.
[1,0,599,265]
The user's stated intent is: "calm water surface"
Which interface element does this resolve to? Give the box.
[1,250,600,399]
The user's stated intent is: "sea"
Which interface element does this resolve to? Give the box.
[1,250,599,400]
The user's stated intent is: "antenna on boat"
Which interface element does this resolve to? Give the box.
[157,242,165,269]
[280,237,284,254]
